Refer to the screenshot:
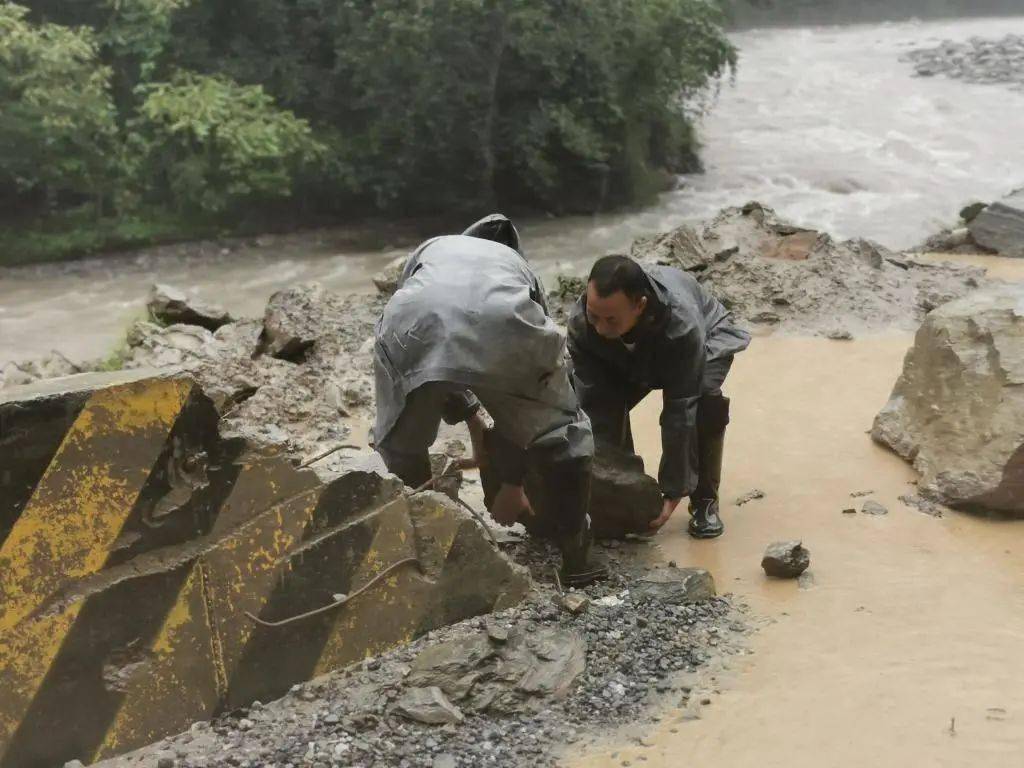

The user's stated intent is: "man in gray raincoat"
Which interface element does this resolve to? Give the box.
[568,255,751,538]
[372,214,606,585]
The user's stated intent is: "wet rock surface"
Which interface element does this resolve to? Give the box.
[588,442,663,538]
[109,283,383,459]
[872,285,1024,513]
[147,284,234,331]
[761,541,811,578]
[968,190,1024,258]
[96,548,743,768]
[903,35,1024,89]
[609,202,988,335]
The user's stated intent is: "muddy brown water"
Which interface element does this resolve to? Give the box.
[568,256,1024,768]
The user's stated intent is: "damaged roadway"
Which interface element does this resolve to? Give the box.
[2,201,1011,768]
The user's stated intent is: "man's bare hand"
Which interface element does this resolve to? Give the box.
[491,483,533,525]
[650,496,682,530]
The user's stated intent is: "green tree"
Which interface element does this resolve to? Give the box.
[0,3,121,215]
[131,71,324,214]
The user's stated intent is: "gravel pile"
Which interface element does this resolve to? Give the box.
[98,542,747,768]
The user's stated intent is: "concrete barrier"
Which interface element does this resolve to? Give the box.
[0,372,529,767]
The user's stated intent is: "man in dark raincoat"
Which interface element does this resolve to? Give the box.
[372,215,606,585]
[568,255,751,538]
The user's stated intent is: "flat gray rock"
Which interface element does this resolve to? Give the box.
[860,500,889,516]
[632,567,716,605]
[393,686,465,725]
[148,283,234,331]
[968,190,1024,257]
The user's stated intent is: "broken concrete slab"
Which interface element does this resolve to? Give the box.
[0,372,530,768]
[872,285,1024,513]
[147,284,233,331]
[761,541,811,578]
[968,189,1024,257]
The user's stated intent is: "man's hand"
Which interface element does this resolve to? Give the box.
[491,483,533,525]
[650,497,683,530]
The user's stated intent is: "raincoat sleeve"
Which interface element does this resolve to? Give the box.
[658,325,705,499]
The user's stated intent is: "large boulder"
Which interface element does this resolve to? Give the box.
[872,286,1024,513]
[147,284,234,331]
[968,189,1024,257]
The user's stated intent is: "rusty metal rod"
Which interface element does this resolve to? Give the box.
[243,556,420,628]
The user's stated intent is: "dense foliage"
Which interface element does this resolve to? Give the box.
[1,0,736,263]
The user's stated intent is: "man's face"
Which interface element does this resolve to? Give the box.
[585,282,647,340]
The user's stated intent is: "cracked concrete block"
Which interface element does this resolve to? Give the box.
[0,372,531,767]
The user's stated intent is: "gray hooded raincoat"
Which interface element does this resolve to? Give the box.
[373,232,592,473]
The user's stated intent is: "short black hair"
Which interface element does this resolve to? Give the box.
[588,255,648,300]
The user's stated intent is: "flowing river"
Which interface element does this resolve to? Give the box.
[3,15,1024,365]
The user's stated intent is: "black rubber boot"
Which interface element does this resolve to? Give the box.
[540,458,608,587]
[688,396,729,539]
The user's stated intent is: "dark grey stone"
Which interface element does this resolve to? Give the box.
[761,541,811,578]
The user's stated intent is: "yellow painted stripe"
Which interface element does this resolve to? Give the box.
[0,377,192,750]
[0,605,82,747]
[96,566,217,761]
[313,497,461,675]
[0,377,191,632]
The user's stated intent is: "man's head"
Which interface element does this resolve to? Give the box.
[585,255,649,340]
[463,214,521,254]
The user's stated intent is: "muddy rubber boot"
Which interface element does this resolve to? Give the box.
[542,458,608,587]
[688,428,726,539]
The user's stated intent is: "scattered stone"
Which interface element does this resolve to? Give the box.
[872,286,1024,513]
[734,489,766,506]
[393,687,465,725]
[960,202,988,224]
[147,284,233,331]
[558,593,591,615]
[254,283,327,361]
[899,494,944,518]
[155,751,176,768]
[433,755,458,768]
[968,189,1024,258]
[371,255,408,296]
[631,568,716,605]
[842,507,857,515]
[485,620,510,644]
[850,489,874,498]
[761,541,811,578]
[860,500,889,516]
[826,328,854,341]
[1,351,81,390]
[407,627,586,714]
